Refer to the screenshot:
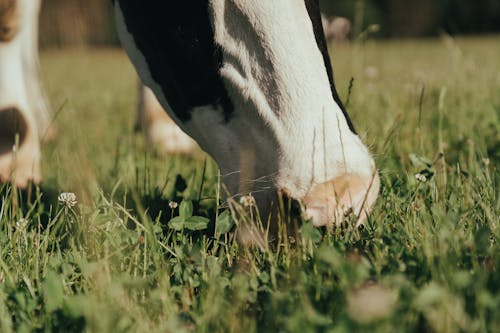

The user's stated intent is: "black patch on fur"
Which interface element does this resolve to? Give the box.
[116,1,233,122]
[304,0,357,134]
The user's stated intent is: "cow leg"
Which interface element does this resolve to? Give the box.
[137,85,196,155]
[0,0,45,186]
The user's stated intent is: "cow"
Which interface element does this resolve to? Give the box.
[114,1,380,226]
[0,0,380,228]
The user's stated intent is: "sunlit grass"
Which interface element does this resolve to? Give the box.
[0,36,498,332]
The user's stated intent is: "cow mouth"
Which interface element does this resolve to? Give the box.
[0,107,28,156]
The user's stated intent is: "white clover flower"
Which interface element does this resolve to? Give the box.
[58,192,77,208]
[415,173,427,183]
[16,218,28,230]
[239,194,256,207]
[169,201,178,209]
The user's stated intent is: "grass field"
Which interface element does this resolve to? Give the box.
[1,36,499,332]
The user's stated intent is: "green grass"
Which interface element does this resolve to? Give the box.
[1,36,499,332]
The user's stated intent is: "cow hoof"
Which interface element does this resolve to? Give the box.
[0,107,42,188]
[146,121,197,156]
[303,172,380,227]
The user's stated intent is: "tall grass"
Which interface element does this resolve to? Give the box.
[0,36,498,332]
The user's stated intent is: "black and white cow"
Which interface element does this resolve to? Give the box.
[115,0,380,226]
[0,0,379,227]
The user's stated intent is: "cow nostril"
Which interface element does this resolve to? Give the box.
[303,172,380,227]
[0,107,28,156]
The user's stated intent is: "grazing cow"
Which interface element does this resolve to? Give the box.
[1,0,380,227]
[115,0,379,226]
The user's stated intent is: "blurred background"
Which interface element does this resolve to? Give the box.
[39,0,500,48]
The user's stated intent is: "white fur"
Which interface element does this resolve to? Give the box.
[116,1,378,221]
[206,1,376,199]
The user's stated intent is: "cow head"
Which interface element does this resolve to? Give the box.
[115,0,379,228]
[0,0,50,187]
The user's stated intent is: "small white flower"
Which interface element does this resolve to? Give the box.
[169,201,178,209]
[415,173,427,183]
[16,218,28,230]
[58,192,77,208]
[239,194,256,208]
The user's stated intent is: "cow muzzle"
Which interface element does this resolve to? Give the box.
[303,172,380,227]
